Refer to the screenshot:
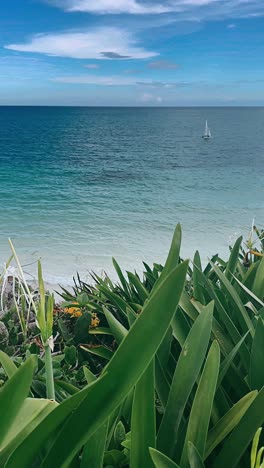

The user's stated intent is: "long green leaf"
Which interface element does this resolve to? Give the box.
[81,421,108,468]
[252,257,264,299]
[127,272,149,302]
[149,448,180,468]
[0,351,17,379]
[0,357,36,445]
[112,257,130,297]
[155,223,181,290]
[80,345,114,361]
[250,317,264,390]
[211,263,254,337]
[213,387,264,468]
[180,341,220,467]
[193,251,205,303]
[217,332,249,389]
[225,236,242,281]
[103,306,128,344]
[205,391,257,458]
[0,398,57,465]
[157,302,214,459]
[187,442,205,468]
[233,275,264,309]
[131,361,155,468]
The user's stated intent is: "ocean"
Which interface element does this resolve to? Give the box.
[0,106,263,286]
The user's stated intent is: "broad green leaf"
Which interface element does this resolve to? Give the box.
[127,307,137,327]
[179,290,199,321]
[131,361,155,468]
[157,327,173,367]
[193,251,205,303]
[180,341,220,468]
[149,448,180,468]
[187,442,205,468]
[225,236,242,281]
[83,366,96,384]
[213,387,264,468]
[171,309,190,347]
[81,421,108,468]
[0,356,36,445]
[154,223,181,290]
[8,260,188,468]
[54,380,79,395]
[250,318,264,390]
[103,306,128,344]
[0,398,57,464]
[217,332,249,389]
[80,345,114,361]
[6,374,108,468]
[82,363,108,468]
[0,351,17,379]
[233,276,264,309]
[157,302,213,460]
[205,391,257,458]
[112,257,130,297]
[155,355,171,408]
[252,257,264,299]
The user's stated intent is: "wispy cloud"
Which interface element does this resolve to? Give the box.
[84,63,100,69]
[5,27,157,60]
[50,0,170,14]
[48,0,264,20]
[52,75,193,90]
[139,93,163,103]
[52,74,183,86]
[147,60,179,69]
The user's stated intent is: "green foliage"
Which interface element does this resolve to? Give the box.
[0,223,264,466]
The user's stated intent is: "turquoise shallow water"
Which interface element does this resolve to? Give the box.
[0,106,263,285]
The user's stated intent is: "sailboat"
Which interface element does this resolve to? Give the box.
[202,120,211,140]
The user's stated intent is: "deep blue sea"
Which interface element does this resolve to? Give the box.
[0,106,263,285]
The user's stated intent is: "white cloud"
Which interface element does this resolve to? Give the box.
[52,0,170,14]
[48,0,264,20]
[5,27,157,60]
[52,75,177,86]
[139,93,163,103]
[84,63,100,69]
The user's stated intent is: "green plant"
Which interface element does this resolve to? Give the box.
[1,224,264,467]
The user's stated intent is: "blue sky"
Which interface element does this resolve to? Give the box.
[0,0,264,105]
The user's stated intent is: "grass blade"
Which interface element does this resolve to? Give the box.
[213,387,264,468]
[250,318,264,390]
[205,391,257,458]
[149,448,180,468]
[187,442,205,468]
[157,302,214,460]
[131,361,156,468]
[180,341,220,467]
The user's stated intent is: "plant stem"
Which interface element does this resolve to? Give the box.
[44,345,55,400]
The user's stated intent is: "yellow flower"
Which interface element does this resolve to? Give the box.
[90,312,100,328]
[64,302,82,318]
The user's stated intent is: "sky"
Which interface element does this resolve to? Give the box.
[0,0,264,105]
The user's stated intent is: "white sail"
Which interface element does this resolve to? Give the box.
[203,120,211,139]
